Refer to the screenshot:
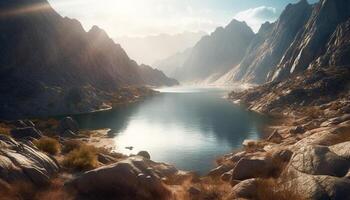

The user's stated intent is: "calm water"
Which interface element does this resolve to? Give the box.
[73,87,268,174]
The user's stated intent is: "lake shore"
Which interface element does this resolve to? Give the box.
[0,81,349,199]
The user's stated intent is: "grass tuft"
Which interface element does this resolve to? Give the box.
[34,137,61,155]
[62,144,98,171]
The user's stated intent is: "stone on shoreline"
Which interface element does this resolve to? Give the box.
[67,156,177,199]
[58,117,79,133]
[10,127,42,139]
[137,151,151,159]
[0,135,59,185]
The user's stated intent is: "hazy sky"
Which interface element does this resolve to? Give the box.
[48,0,319,37]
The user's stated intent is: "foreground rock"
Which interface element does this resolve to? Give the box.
[68,156,179,200]
[0,135,59,185]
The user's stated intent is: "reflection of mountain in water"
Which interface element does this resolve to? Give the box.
[70,89,268,173]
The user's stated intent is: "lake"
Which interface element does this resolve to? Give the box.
[73,86,268,174]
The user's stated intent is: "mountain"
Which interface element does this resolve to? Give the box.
[218,0,350,85]
[138,64,179,87]
[217,0,312,85]
[171,20,255,83]
[0,0,178,118]
[115,31,206,66]
[153,48,193,78]
[271,0,350,81]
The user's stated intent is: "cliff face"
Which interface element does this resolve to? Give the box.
[217,0,312,85]
[0,0,178,118]
[171,20,255,82]
[271,0,350,81]
[212,0,350,85]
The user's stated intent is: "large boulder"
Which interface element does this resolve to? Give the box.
[231,157,273,181]
[230,179,258,199]
[10,127,42,139]
[13,120,35,128]
[330,141,350,160]
[289,145,349,177]
[67,156,177,200]
[58,117,79,133]
[0,135,59,185]
[137,151,151,159]
[279,167,350,200]
[208,164,232,177]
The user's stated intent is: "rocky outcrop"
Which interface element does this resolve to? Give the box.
[68,156,179,200]
[173,20,254,82]
[0,135,59,185]
[272,0,350,81]
[0,0,177,118]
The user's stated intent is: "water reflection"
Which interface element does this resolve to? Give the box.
[73,87,267,174]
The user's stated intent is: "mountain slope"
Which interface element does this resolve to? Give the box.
[153,48,193,78]
[0,0,178,118]
[172,20,255,82]
[116,32,206,66]
[271,0,350,81]
[217,0,312,84]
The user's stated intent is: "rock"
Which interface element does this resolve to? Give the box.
[231,157,273,180]
[321,114,350,127]
[289,125,305,134]
[221,170,233,182]
[271,149,293,163]
[68,156,176,199]
[230,179,258,199]
[13,120,35,128]
[208,164,231,177]
[61,130,77,138]
[0,135,59,185]
[267,130,283,143]
[188,186,201,196]
[330,141,350,160]
[280,167,350,199]
[10,127,42,139]
[58,117,79,133]
[137,151,151,159]
[97,153,116,164]
[290,145,349,177]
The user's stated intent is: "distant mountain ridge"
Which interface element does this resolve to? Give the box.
[157,20,255,82]
[116,31,206,66]
[0,0,178,118]
[157,0,350,86]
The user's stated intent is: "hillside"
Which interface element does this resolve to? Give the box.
[0,0,178,118]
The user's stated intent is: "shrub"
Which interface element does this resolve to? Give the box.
[34,137,60,155]
[61,140,83,154]
[62,144,98,171]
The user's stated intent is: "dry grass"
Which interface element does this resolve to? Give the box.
[302,106,324,119]
[34,137,61,155]
[61,139,83,154]
[0,126,11,136]
[0,178,74,200]
[255,177,303,200]
[62,143,98,171]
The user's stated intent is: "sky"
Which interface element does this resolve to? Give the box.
[48,0,319,37]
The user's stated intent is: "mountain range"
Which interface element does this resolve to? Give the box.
[0,0,178,118]
[115,31,206,66]
[157,0,350,86]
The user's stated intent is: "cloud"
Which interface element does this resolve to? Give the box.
[234,6,278,32]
